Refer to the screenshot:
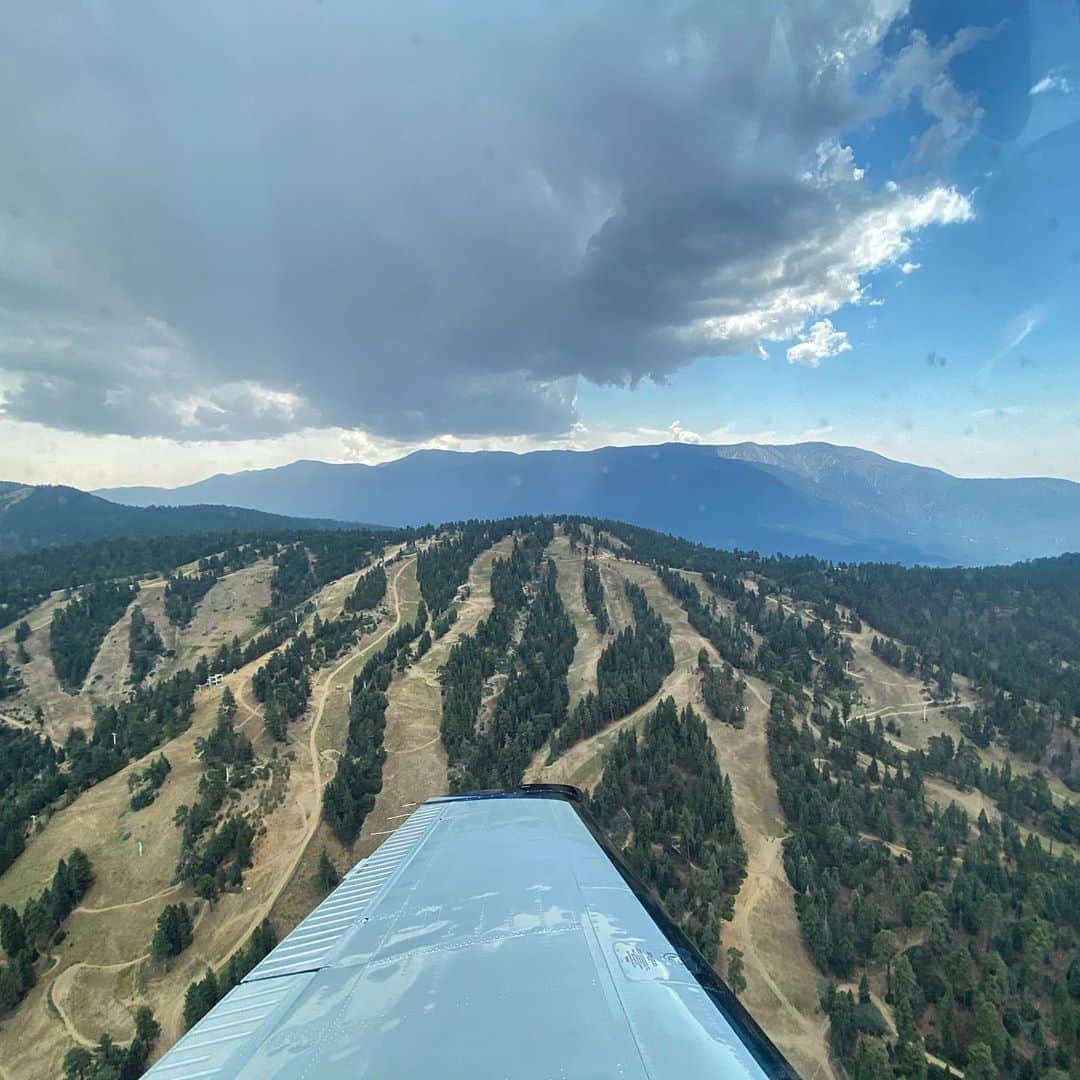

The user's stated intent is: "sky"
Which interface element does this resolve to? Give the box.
[1,0,1078,489]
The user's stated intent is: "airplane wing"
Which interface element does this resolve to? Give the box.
[146,786,798,1078]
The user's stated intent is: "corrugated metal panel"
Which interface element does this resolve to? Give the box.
[145,972,313,1079]
[243,802,445,982]
[146,803,445,1077]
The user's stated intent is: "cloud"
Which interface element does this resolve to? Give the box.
[1002,306,1046,352]
[977,304,1047,381]
[786,319,852,366]
[0,3,980,444]
[900,261,921,274]
[872,27,990,162]
[1030,73,1073,96]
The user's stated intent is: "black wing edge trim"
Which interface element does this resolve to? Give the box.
[430,784,802,1080]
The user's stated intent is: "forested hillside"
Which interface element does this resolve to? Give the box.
[0,514,1077,1079]
[0,482,355,556]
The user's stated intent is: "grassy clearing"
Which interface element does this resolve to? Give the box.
[157,558,275,679]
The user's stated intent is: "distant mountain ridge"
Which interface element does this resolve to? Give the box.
[0,483,354,556]
[96,442,1080,566]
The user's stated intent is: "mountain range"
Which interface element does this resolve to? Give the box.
[96,442,1080,566]
[0,482,350,557]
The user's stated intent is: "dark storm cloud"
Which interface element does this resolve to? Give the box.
[0,1,978,441]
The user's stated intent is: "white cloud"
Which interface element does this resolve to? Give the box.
[666,420,703,444]
[900,260,921,274]
[1030,73,1073,96]
[689,184,972,358]
[785,319,852,367]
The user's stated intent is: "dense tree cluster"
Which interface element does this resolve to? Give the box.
[269,543,314,611]
[164,571,219,627]
[582,559,609,633]
[768,690,1080,1077]
[699,650,747,728]
[0,725,66,874]
[432,607,458,639]
[549,580,673,759]
[62,1007,160,1080]
[0,849,93,1014]
[150,902,194,961]
[457,558,576,790]
[323,687,389,845]
[182,919,277,1030]
[344,564,387,612]
[439,536,542,771]
[196,542,274,575]
[127,605,164,683]
[174,694,257,901]
[590,697,746,957]
[316,849,340,894]
[418,521,501,615]
[322,598,430,844]
[252,633,313,742]
[196,690,253,769]
[50,580,139,691]
[267,531,389,615]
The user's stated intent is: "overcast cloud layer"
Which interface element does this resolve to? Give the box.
[0,1,980,444]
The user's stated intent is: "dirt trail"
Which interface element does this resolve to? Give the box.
[75,884,182,915]
[230,556,417,952]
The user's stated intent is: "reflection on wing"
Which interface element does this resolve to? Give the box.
[147,786,798,1079]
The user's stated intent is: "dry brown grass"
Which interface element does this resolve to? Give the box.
[0,549,416,1076]
[155,558,275,680]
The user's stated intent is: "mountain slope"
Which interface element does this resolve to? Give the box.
[0,483,354,556]
[97,442,1080,565]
